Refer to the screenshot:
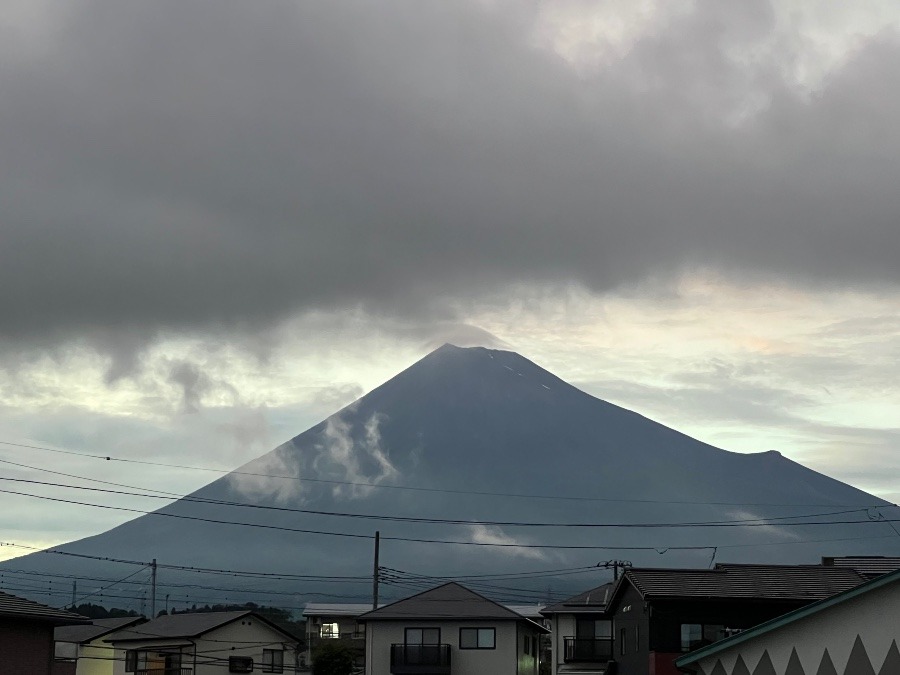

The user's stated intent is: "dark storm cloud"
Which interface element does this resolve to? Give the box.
[2,0,900,346]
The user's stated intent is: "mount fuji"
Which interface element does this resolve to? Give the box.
[4,345,898,610]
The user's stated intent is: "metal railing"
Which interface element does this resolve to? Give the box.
[134,669,192,675]
[564,637,613,662]
[390,644,451,673]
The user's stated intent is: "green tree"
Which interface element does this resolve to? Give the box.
[312,641,355,675]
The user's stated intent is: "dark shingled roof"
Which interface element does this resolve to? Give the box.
[623,563,867,601]
[677,568,900,669]
[106,610,299,643]
[0,590,89,625]
[359,582,545,630]
[542,583,614,615]
[55,616,145,644]
[822,556,900,578]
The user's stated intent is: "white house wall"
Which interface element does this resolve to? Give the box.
[110,618,297,675]
[691,580,900,675]
[77,640,119,675]
[551,614,577,675]
[366,619,531,675]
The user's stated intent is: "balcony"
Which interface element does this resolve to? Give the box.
[134,670,192,675]
[390,644,451,674]
[564,637,613,662]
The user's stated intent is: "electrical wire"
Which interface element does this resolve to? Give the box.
[0,476,875,529]
[3,439,893,509]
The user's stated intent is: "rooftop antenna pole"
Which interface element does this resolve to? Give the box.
[71,580,77,609]
[373,531,380,610]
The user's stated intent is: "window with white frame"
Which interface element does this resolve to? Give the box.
[321,622,340,638]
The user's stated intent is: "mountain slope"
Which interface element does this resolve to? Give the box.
[4,345,898,610]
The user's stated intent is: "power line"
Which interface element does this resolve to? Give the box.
[2,439,892,509]
[0,476,875,529]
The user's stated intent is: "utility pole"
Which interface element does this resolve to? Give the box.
[597,559,632,581]
[372,531,380,610]
[150,559,157,618]
[71,580,77,609]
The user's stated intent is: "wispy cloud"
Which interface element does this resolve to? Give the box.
[466,524,548,561]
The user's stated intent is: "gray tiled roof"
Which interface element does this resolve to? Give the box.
[106,610,299,642]
[542,583,615,615]
[624,563,867,601]
[359,582,532,621]
[55,616,145,643]
[0,590,89,624]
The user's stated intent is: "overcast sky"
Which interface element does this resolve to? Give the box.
[1,0,899,560]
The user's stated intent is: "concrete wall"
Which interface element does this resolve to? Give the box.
[366,619,540,675]
[689,580,900,675]
[0,617,56,674]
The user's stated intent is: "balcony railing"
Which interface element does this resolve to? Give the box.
[564,637,613,662]
[390,644,451,674]
[134,669,192,675]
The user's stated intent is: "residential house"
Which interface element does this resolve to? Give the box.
[541,582,614,675]
[358,582,548,675]
[302,603,372,670]
[105,610,300,674]
[303,600,546,671]
[0,589,89,675]
[54,616,146,675]
[675,567,900,675]
[605,564,867,675]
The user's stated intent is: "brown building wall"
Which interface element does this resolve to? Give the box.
[0,617,56,675]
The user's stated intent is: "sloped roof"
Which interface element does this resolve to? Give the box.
[623,563,867,602]
[0,590,89,625]
[303,603,380,618]
[542,583,614,615]
[304,601,545,619]
[359,582,543,628]
[56,616,145,643]
[676,568,900,670]
[505,604,546,620]
[106,610,299,643]
[822,556,900,578]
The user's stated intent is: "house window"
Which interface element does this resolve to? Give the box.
[577,619,611,639]
[620,628,626,655]
[460,627,496,649]
[681,624,726,652]
[321,622,340,638]
[229,655,254,672]
[126,650,180,672]
[262,649,284,673]
[405,628,441,645]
